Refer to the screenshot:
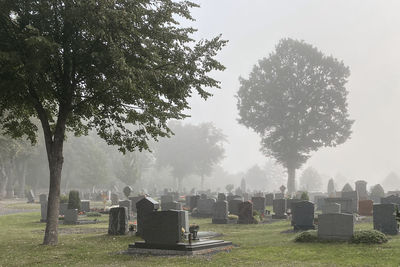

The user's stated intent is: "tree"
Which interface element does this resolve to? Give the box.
[245,165,267,191]
[0,1,226,245]
[155,121,225,190]
[225,184,234,194]
[382,172,400,191]
[237,38,353,194]
[299,167,322,192]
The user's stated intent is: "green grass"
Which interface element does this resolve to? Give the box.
[4,203,40,210]
[1,212,400,267]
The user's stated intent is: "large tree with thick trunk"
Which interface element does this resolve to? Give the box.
[0,0,226,245]
[237,38,353,195]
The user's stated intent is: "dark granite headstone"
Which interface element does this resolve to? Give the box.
[40,201,47,222]
[252,197,266,214]
[291,201,315,230]
[129,196,145,213]
[272,199,287,219]
[136,197,159,236]
[108,207,129,235]
[80,200,90,212]
[228,199,243,216]
[238,201,256,224]
[381,195,400,206]
[373,204,398,235]
[197,198,216,216]
[212,200,228,224]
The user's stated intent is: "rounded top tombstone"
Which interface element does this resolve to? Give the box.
[123,186,133,198]
[341,183,353,192]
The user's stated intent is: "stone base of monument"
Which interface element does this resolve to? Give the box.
[272,214,288,219]
[127,240,233,256]
[293,225,315,231]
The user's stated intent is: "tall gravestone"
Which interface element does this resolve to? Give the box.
[108,206,129,235]
[136,197,159,236]
[64,209,78,224]
[355,180,368,200]
[318,213,354,240]
[265,193,274,206]
[272,199,287,219]
[212,200,228,224]
[238,201,256,224]
[228,198,243,216]
[252,197,266,215]
[373,204,398,235]
[40,201,48,222]
[341,191,358,213]
[358,200,373,216]
[291,201,315,230]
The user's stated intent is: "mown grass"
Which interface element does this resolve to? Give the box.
[1,212,400,267]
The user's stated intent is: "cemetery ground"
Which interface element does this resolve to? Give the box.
[0,203,400,266]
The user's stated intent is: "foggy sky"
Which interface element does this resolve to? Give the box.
[182,0,400,186]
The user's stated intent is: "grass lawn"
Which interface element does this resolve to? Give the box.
[1,212,400,267]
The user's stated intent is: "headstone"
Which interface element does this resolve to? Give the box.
[161,201,182,211]
[64,209,78,224]
[324,198,353,214]
[27,190,35,203]
[272,199,287,219]
[119,200,132,220]
[80,200,90,212]
[142,210,186,245]
[252,197,266,214]
[59,203,68,216]
[318,213,354,240]
[212,200,228,224]
[355,180,368,200]
[39,194,47,203]
[238,201,256,224]
[314,196,326,211]
[40,201,48,222]
[341,191,359,213]
[381,195,400,206]
[111,193,119,206]
[108,207,129,235]
[373,204,399,235]
[188,195,200,211]
[287,199,302,213]
[161,195,174,205]
[322,202,341,214]
[197,198,216,216]
[228,199,243,216]
[358,200,373,216]
[370,184,385,203]
[265,193,274,206]
[129,196,145,213]
[274,193,284,199]
[217,193,227,201]
[136,197,159,236]
[291,201,315,230]
[227,195,242,202]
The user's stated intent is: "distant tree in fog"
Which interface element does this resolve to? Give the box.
[299,167,322,192]
[225,184,234,194]
[245,165,267,191]
[155,122,225,190]
[237,38,353,194]
[382,172,400,191]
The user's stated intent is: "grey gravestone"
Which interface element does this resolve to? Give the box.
[341,191,359,213]
[373,204,399,235]
[212,200,228,224]
[252,197,266,214]
[108,207,129,235]
[161,201,182,211]
[274,193,284,199]
[217,193,227,201]
[318,213,354,240]
[272,199,287,219]
[142,210,186,245]
[64,209,78,224]
[381,195,400,206]
[238,201,256,224]
[129,196,145,213]
[188,195,200,211]
[119,200,132,220]
[178,210,189,232]
[27,190,35,203]
[355,180,368,200]
[197,198,216,216]
[40,201,48,222]
[291,201,315,230]
[161,195,174,205]
[59,203,68,216]
[136,197,159,236]
[322,202,341,214]
[324,198,353,214]
[228,199,243,216]
[287,199,302,212]
[39,194,47,203]
[314,196,326,211]
[80,200,90,212]
[265,193,274,206]
[111,193,119,205]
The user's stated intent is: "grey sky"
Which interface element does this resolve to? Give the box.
[182,0,400,185]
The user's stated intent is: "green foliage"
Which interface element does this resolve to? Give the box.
[351,230,388,244]
[300,192,309,201]
[68,191,80,210]
[237,38,353,175]
[225,184,234,193]
[299,167,322,192]
[59,194,69,204]
[294,230,318,243]
[85,212,101,217]
[228,214,238,220]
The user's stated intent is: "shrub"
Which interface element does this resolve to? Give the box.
[351,230,388,244]
[60,194,69,204]
[300,192,309,201]
[68,190,81,210]
[228,214,238,220]
[86,212,101,217]
[294,230,318,243]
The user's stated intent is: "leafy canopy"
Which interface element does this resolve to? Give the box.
[237,38,353,169]
[0,0,226,152]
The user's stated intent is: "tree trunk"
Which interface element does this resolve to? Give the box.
[43,140,64,245]
[18,161,27,198]
[287,166,296,196]
[5,159,14,198]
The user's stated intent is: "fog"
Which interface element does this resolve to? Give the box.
[184,0,400,186]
